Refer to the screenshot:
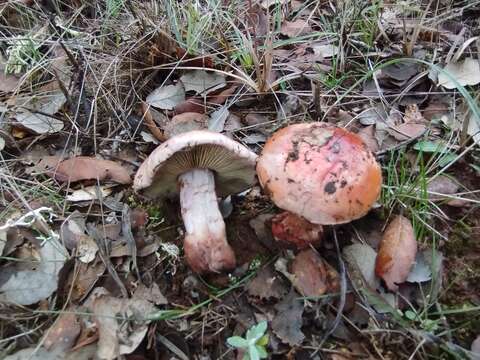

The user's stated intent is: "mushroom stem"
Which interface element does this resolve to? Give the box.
[179,168,236,273]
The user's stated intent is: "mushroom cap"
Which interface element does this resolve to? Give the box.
[134,130,258,198]
[256,123,382,225]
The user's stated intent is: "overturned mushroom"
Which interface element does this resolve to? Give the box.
[134,130,257,273]
[257,123,382,225]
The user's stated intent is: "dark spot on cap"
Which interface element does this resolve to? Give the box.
[340,180,347,188]
[324,181,336,194]
[287,178,295,183]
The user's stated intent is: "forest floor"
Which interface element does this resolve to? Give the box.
[0,0,480,359]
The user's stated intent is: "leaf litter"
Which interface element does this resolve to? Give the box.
[1,1,480,359]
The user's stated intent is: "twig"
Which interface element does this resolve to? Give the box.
[313,228,347,356]
[87,223,129,298]
[122,204,141,282]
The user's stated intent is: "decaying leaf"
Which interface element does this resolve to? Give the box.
[375,215,417,291]
[357,125,379,153]
[92,292,155,359]
[438,58,480,89]
[146,83,185,110]
[77,233,99,264]
[0,55,22,92]
[132,283,168,305]
[426,175,460,201]
[44,310,81,351]
[471,335,480,356]
[311,43,339,58]
[271,290,305,346]
[3,344,97,360]
[164,112,209,138]
[280,19,312,37]
[406,250,432,283]
[66,185,113,202]
[290,249,340,297]
[0,235,67,305]
[180,70,226,95]
[247,265,288,300]
[208,106,229,132]
[468,112,480,146]
[54,157,131,184]
[67,260,106,302]
[260,0,290,10]
[343,243,380,289]
[388,123,426,141]
[14,89,66,134]
[60,211,87,250]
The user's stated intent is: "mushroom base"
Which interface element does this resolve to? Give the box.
[179,168,236,273]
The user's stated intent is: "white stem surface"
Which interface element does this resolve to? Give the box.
[179,168,236,273]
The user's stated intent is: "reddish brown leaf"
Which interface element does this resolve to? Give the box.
[141,102,167,142]
[172,85,237,115]
[375,215,417,291]
[211,85,238,105]
[175,47,214,68]
[54,156,131,184]
[271,211,322,249]
[173,97,205,114]
[43,310,81,351]
[290,249,340,297]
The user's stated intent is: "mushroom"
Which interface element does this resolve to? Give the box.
[270,211,323,249]
[134,130,257,273]
[257,123,382,225]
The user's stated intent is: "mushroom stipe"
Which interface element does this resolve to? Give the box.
[134,131,257,274]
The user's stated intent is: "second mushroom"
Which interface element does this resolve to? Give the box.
[134,130,257,273]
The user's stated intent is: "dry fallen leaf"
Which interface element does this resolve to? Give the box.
[146,83,185,110]
[271,290,305,346]
[388,122,426,141]
[92,292,155,359]
[357,125,379,153]
[180,70,226,95]
[471,335,480,356]
[468,112,480,146]
[260,0,290,10]
[66,185,113,202]
[280,19,312,37]
[14,89,66,134]
[290,249,340,297]
[43,310,81,351]
[0,56,22,92]
[375,215,417,291]
[208,106,229,132]
[0,234,67,305]
[438,58,480,89]
[311,43,339,59]
[343,243,380,289]
[247,265,288,300]
[132,283,168,305]
[426,175,460,201]
[54,157,131,184]
[164,112,209,138]
[270,211,323,249]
